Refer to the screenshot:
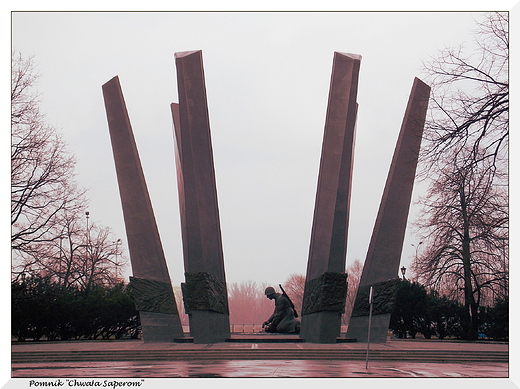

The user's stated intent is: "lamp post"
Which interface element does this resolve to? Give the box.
[85,211,90,233]
[59,236,67,285]
[85,211,91,250]
[114,238,122,282]
[365,285,374,369]
[404,241,422,281]
[84,211,92,288]
[411,241,422,261]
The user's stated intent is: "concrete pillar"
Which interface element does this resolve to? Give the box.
[171,50,230,343]
[102,76,184,342]
[346,77,430,342]
[300,52,361,343]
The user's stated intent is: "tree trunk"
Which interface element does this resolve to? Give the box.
[460,188,479,340]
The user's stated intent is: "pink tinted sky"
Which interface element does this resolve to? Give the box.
[8,8,516,290]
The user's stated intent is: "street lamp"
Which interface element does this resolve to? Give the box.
[401,266,407,280]
[411,241,423,260]
[114,238,122,281]
[85,211,91,246]
[59,236,68,284]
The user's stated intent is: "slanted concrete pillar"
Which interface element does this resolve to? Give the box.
[300,52,361,343]
[102,76,184,342]
[171,50,230,344]
[346,77,430,342]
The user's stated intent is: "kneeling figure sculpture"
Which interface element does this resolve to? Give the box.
[262,286,301,333]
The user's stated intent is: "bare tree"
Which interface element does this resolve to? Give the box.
[12,52,127,290]
[413,13,509,339]
[420,12,508,172]
[12,211,127,291]
[281,273,305,316]
[411,148,508,339]
[11,52,86,255]
[228,280,272,325]
[75,222,126,291]
[344,259,363,326]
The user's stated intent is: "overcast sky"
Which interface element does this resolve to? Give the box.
[9,10,504,289]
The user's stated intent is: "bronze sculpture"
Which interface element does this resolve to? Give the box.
[262,287,301,333]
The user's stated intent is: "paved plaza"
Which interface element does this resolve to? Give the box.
[10,359,508,378]
[9,337,510,379]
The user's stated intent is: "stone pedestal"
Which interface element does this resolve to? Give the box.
[300,52,361,343]
[171,50,230,343]
[188,311,231,344]
[139,312,183,342]
[102,76,184,342]
[346,77,430,342]
[348,314,392,343]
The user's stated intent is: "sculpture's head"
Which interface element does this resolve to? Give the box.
[265,286,276,299]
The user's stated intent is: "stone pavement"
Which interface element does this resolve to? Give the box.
[10,336,510,379]
[10,359,509,378]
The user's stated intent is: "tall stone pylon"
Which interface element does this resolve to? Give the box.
[171,50,230,344]
[102,76,184,342]
[300,52,361,343]
[346,77,430,342]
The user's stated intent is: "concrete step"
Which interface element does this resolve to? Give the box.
[12,349,508,363]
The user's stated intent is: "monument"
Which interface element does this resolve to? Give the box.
[346,77,430,343]
[299,52,360,343]
[262,286,301,333]
[102,76,184,342]
[102,51,429,345]
[170,50,231,344]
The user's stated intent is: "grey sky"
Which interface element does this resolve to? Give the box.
[11,11,493,288]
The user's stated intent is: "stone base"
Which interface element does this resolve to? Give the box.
[139,311,184,342]
[299,311,342,344]
[189,310,230,344]
[346,313,391,343]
